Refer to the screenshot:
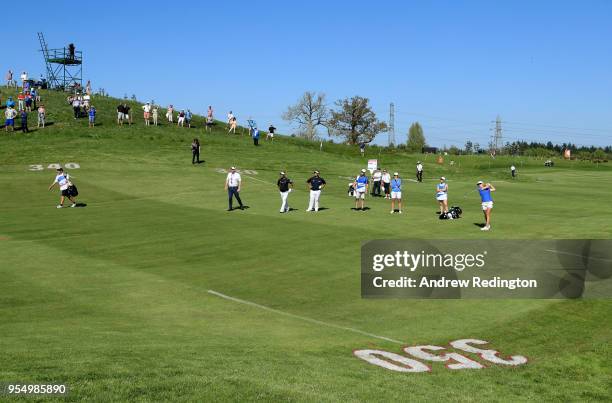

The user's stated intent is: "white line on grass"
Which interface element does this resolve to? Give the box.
[207,290,403,344]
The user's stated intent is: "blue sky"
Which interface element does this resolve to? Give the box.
[8,0,611,147]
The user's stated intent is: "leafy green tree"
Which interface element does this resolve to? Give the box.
[327,96,387,144]
[407,122,426,153]
[465,140,473,154]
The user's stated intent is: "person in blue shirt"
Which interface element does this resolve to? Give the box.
[185,109,192,128]
[252,128,260,146]
[390,172,402,214]
[353,169,369,211]
[6,97,15,109]
[435,176,449,214]
[88,105,96,128]
[477,180,496,231]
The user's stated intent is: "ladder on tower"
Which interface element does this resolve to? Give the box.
[37,32,56,88]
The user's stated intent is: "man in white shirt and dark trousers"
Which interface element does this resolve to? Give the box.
[306,170,326,212]
[224,167,244,211]
[416,161,423,183]
[277,171,293,213]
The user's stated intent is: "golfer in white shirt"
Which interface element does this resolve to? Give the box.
[224,167,244,211]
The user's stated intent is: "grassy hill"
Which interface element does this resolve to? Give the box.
[0,87,611,401]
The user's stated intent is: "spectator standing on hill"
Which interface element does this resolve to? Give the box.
[306,170,326,212]
[6,70,14,87]
[88,105,96,128]
[142,102,152,126]
[25,93,33,112]
[416,161,423,182]
[227,111,234,129]
[152,106,159,126]
[191,138,201,164]
[17,93,25,111]
[20,71,28,88]
[207,105,213,120]
[30,88,38,108]
[252,127,260,146]
[123,103,131,125]
[224,166,244,211]
[85,80,92,95]
[359,141,366,156]
[185,109,193,128]
[6,97,15,108]
[267,124,276,142]
[166,105,174,123]
[228,116,237,134]
[277,171,293,213]
[72,97,81,119]
[37,104,46,128]
[206,116,213,132]
[117,104,125,125]
[382,169,391,199]
[177,110,186,127]
[371,168,382,196]
[4,107,17,132]
[19,109,28,133]
[511,165,516,178]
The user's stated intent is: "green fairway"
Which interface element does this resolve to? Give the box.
[1,88,611,401]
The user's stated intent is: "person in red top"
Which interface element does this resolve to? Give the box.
[17,93,25,111]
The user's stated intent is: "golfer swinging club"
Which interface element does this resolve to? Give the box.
[353,169,369,211]
[477,180,496,231]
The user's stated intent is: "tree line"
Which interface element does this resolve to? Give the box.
[282,92,610,160]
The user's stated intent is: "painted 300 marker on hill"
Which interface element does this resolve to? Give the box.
[354,339,527,373]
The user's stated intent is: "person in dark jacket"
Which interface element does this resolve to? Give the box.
[191,138,201,164]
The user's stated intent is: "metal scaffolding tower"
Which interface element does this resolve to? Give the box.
[38,32,83,91]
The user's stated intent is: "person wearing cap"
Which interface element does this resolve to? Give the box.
[477,181,496,231]
[510,164,516,179]
[371,168,382,197]
[48,168,76,208]
[142,102,152,126]
[416,161,423,182]
[390,172,402,214]
[306,170,326,212]
[381,169,391,199]
[353,169,369,211]
[436,177,449,215]
[277,171,293,213]
[224,167,244,211]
